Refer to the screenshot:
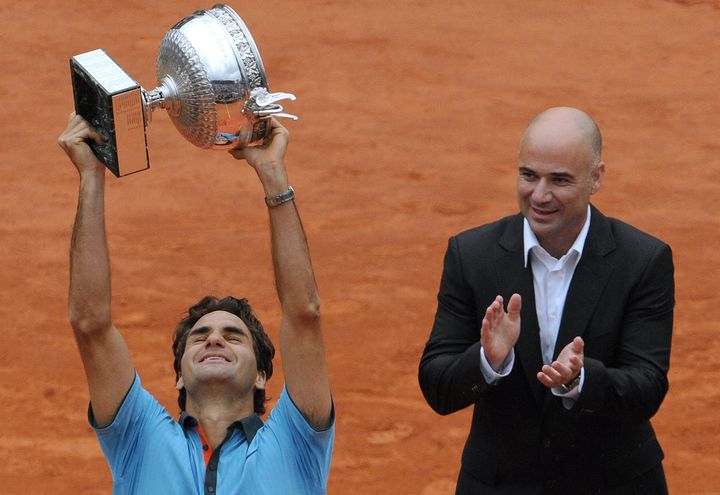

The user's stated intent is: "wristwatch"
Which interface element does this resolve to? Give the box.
[560,375,581,393]
[264,185,295,207]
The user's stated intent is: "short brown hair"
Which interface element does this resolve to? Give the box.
[172,296,275,415]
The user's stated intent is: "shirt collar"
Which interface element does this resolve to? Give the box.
[179,411,264,445]
[523,205,592,267]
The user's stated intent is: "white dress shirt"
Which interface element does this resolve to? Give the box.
[480,206,591,403]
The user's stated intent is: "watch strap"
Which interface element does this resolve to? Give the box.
[264,185,295,207]
[560,374,581,393]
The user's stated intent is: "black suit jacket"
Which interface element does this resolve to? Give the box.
[419,206,674,494]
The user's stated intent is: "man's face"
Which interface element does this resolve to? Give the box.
[177,310,265,399]
[517,128,603,257]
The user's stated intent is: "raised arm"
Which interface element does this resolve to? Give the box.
[230,119,332,430]
[59,113,134,427]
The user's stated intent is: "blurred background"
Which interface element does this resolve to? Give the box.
[1,1,719,493]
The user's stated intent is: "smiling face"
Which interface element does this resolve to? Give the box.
[517,108,604,258]
[176,310,266,404]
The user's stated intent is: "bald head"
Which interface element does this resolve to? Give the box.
[516,107,605,257]
[520,107,602,168]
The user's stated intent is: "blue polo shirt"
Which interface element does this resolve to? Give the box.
[89,374,334,494]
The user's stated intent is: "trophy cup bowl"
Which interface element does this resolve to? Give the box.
[70,4,296,177]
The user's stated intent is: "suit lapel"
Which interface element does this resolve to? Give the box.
[496,215,545,408]
[552,206,616,360]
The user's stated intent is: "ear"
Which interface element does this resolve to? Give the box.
[176,375,184,391]
[590,161,605,195]
[255,370,267,391]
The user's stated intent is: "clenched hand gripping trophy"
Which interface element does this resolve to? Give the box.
[70,4,296,177]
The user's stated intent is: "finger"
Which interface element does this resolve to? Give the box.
[507,293,522,319]
[568,356,583,373]
[485,296,501,324]
[551,361,572,377]
[267,117,288,134]
[572,336,584,353]
[67,112,89,132]
[84,125,106,146]
[484,306,495,327]
[540,364,563,384]
[265,119,288,146]
[68,116,105,145]
[493,296,504,318]
[480,318,490,343]
[537,371,556,388]
[487,307,501,329]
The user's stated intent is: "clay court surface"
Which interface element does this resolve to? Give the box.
[2,0,720,493]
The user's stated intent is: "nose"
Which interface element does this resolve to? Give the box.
[531,178,552,204]
[205,329,225,347]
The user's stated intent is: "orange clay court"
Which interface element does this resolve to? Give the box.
[1,1,719,493]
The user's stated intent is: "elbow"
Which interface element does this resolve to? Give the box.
[419,385,456,416]
[606,368,669,421]
[287,298,321,325]
[641,375,669,419]
[418,363,456,416]
[68,306,112,338]
[425,396,456,416]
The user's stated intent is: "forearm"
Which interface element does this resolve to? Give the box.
[69,169,112,334]
[420,237,491,414]
[245,130,330,428]
[576,354,669,421]
[259,167,320,324]
[419,340,487,415]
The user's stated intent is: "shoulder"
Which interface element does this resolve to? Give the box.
[452,214,522,249]
[598,212,671,257]
[253,387,334,488]
[90,373,174,435]
[588,209,673,280]
[264,386,335,439]
[609,217,667,246]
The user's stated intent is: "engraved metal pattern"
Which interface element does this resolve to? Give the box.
[204,4,276,145]
[207,5,267,91]
[156,30,217,148]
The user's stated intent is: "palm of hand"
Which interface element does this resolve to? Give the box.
[481,294,522,368]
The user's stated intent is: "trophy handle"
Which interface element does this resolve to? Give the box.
[248,88,299,121]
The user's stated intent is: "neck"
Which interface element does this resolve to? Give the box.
[185,388,255,449]
[537,222,585,259]
[539,238,572,259]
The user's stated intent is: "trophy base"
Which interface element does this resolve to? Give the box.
[70,49,150,177]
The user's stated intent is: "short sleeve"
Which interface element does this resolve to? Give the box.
[263,386,335,490]
[89,373,173,480]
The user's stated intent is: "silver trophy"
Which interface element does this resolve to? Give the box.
[70,4,296,177]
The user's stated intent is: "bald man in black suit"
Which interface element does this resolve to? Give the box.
[419,107,673,494]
